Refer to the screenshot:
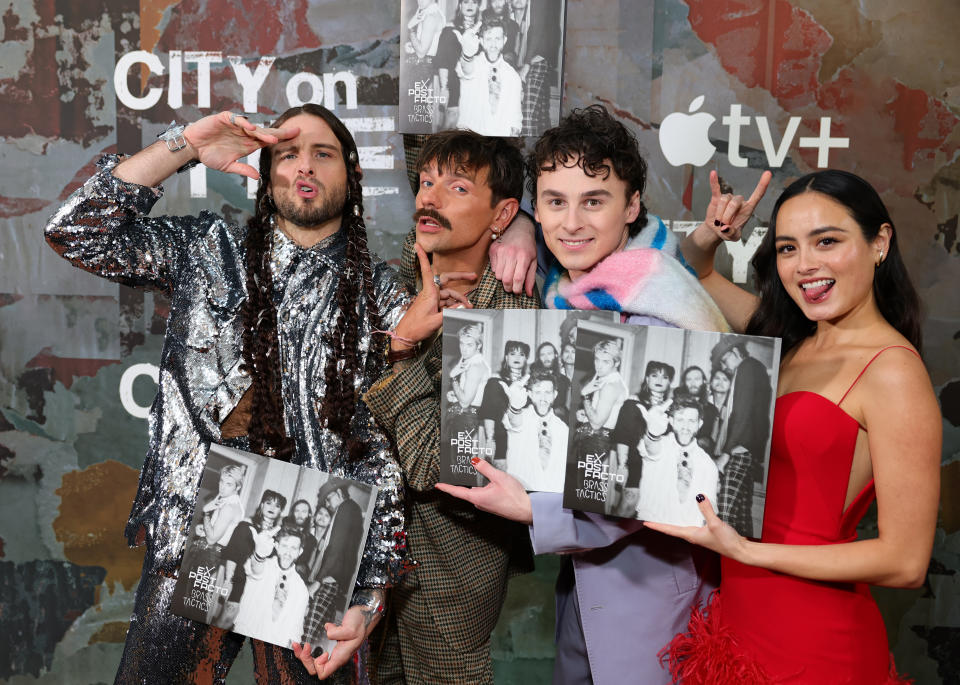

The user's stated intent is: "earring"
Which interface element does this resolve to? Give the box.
[876,249,884,267]
[259,192,274,216]
[491,226,501,240]
[353,204,361,217]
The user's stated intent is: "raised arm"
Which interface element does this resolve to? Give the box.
[648,348,941,588]
[455,29,481,78]
[451,362,484,408]
[202,499,241,545]
[582,382,620,430]
[44,113,297,293]
[363,244,471,492]
[408,9,443,60]
[113,111,295,187]
[681,170,771,332]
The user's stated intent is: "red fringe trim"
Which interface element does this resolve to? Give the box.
[659,591,914,685]
[886,654,913,685]
[658,590,774,685]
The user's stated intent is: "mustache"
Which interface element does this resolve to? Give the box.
[413,207,452,230]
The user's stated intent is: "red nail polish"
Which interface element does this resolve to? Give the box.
[470,456,481,465]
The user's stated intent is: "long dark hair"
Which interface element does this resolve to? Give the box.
[251,490,287,532]
[453,0,480,29]
[637,360,675,408]
[675,365,708,403]
[497,340,530,380]
[240,104,384,461]
[530,342,561,376]
[745,170,922,353]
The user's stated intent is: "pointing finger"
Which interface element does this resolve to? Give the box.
[414,243,436,291]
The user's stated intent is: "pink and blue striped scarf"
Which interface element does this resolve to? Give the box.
[542,217,730,333]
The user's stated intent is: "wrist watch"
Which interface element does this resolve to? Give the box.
[157,121,199,173]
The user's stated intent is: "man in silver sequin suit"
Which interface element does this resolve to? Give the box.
[44,106,410,684]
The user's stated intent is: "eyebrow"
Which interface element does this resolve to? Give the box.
[774,225,849,242]
[272,142,340,156]
[540,188,615,199]
[423,167,477,183]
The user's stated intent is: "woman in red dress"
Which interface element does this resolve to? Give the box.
[648,170,941,683]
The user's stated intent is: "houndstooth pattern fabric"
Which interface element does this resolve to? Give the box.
[364,228,541,683]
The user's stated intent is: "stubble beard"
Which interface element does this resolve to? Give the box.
[274,180,348,229]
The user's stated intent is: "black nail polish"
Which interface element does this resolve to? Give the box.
[696,493,705,503]
[713,219,721,227]
[720,226,730,233]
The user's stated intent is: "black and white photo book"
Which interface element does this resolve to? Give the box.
[171,444,377,654]
[561,322,781,538]
[399,0,567,137]
[439,308,616,490]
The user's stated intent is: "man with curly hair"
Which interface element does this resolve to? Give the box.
[441,105,767,684]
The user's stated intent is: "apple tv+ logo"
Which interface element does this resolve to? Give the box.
[659,96,849,168]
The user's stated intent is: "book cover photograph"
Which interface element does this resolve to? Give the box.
[398,0,567,136]
[439,308,616,490]
[561,322,781,539]
[171,444,377,654]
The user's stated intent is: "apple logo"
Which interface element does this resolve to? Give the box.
[659,95,717,166]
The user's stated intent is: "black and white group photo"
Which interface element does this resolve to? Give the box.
[439,309,617,491]
[562,323,781,538]
[172,444,377,654]
[399,0,566,136]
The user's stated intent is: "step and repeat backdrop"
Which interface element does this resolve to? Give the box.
[1,0,958,682]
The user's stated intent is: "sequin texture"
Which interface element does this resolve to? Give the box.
[44,155,411,595]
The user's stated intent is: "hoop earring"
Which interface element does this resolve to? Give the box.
[258,192,275,216]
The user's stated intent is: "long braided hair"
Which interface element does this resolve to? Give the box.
[240,104,384,462]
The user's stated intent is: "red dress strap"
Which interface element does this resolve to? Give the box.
[838,345,919,405]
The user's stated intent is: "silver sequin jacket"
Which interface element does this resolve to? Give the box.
[44,155,411,594]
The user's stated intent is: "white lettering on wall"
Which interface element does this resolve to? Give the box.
[119,363,159,419]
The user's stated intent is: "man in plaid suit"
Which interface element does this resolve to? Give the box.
[364,130,539,684]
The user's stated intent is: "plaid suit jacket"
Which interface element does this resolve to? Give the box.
[364,227,540,652]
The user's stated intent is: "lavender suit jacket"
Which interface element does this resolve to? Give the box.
[529,493,718,685]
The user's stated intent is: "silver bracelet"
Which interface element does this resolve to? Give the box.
[351,588,385,615]
[158,121,199,173]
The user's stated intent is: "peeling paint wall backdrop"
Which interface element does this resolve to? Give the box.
[1,0,958,682]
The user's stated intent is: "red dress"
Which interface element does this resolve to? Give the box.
[662,348,913,684]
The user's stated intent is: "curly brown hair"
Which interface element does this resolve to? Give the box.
[527,104,649,237]
[241,104,384,461]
